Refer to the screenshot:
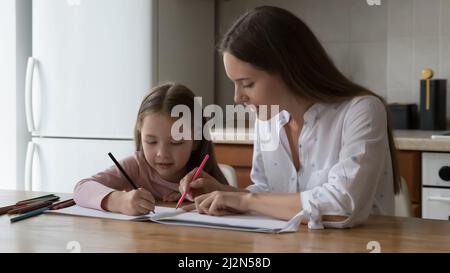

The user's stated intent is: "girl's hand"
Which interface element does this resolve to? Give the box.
[103,188,155,216]
[182,191,251,216]
[178,168,226,201]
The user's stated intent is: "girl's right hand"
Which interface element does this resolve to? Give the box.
[103,188,155,216]
[178,168,226,201]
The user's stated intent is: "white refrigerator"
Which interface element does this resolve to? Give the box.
[24,0,215,193]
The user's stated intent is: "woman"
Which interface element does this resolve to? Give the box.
[179,6,400,229]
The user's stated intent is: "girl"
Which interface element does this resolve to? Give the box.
[179,6,400,229]
[74,83,228,216]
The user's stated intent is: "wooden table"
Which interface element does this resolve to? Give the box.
[1,190,450,253]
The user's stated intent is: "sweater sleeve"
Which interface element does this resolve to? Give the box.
[73,153,141,211]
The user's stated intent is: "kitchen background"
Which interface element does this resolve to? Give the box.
[1,0,450,220]
[216,0,450,111]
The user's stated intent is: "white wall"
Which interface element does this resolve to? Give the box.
[215,0,450,121]
[387,0,450,119]
[158,0,215,106]
[215,0,388,108]
[0,0,31,190]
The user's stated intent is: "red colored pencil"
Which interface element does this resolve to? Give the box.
[175,154,209,209]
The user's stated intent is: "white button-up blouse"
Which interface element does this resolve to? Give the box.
[247,95,395,229]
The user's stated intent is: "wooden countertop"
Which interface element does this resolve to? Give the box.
[211,128,450,152]
[210,128,254,145]
[2,190,450,252]
[394,130,450,152]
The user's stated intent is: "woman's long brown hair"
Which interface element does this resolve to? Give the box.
[134,83,228,185]
[220,6,400,194]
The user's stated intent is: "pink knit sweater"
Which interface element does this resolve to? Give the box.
[73,151,180,210]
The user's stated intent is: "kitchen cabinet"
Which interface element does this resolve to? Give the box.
[397,151,421,217]
[214,144,253,189]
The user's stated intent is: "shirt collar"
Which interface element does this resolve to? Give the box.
[278,103,326,127]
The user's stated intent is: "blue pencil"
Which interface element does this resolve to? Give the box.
[10,206,50,223]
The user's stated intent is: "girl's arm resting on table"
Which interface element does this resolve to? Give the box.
[74,153,152,213]
[101,191,122,212]
[101,189,155,216]
[73,180,117,210]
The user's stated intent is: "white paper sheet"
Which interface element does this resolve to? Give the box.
[46,205,302,233]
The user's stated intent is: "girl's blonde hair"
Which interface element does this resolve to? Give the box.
[134,83,228,185]
[220,6,400,194]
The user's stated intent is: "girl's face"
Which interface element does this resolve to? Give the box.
[140,113,196,182]
[223,52,293,120]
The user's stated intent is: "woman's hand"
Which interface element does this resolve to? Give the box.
[178,168,227,201]
[182,191,252,216]
[102,188,155,216]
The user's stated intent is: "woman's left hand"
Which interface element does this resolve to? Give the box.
[182,191,251,216]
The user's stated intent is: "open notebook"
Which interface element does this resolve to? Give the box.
[45,205,303,233]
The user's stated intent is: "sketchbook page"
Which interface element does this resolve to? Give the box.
[45,205,302,233]
[44,205,182,221]
[45,205,142,221]
[150,206,294,233]
[149,219,280,233]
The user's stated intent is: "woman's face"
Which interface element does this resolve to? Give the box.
[223,52,293,120]
[140,113,195,182]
